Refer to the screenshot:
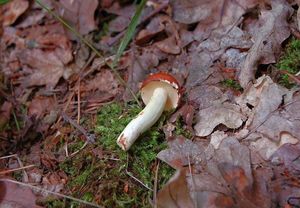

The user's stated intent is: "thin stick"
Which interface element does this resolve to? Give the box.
[188,154,197,208]
[0,178,103,208]
[125,154,153,191]
[60,111,95,143]
[153,160,160,208]
[126,170,153,191]
[0,154,18,159]
[77,78,81,124]
[0,165,35,175]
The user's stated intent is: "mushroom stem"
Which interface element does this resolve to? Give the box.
[117,87,168,151]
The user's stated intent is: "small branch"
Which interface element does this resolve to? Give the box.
[153,160,160,208]
[0,165,35,175]
[125,154,153,191]
[60,111,95,144]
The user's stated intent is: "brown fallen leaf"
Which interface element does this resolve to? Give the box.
[58,0,98,36]
[156,169,194,208]
[269,143,300,207]
[236,76,300,159]
[1,0,29,26]
[81,69,119,94]
[0,101,12,130]
[158,137,273,208]
[188,85,227,109]
[135,16,165,45]
[194,103,246,137]
[157,136,205,170]
[0,179,41,207]
[18,49,68,89]
[106,2,154,33]
[28,96,56,119]
[238,0,293,88]
[155,36,181,54]
[186,26,252,89]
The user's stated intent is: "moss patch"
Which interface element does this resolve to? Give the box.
[56,102,175,207]
[276,38,300,88]
[221,79,243,91]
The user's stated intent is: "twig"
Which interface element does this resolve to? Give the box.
[125,154,153,191]
[126,170,153,191]
[0,154,29,181]
[188,154,197,208]
[0,154,18,159]
[60,111,95,144]
[153,160,160,208]
[0,178,103,208]
[0,165,35,175]
[77,78,81,124]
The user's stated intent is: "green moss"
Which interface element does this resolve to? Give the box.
[70,166,94,187]
[39,197,66,208]
[221,79,243,91]
[174,118,193,139]
[58,102,175,207]
[276,38,300,88]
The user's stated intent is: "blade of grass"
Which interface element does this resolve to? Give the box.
[34,0,141,106]
[0,0,10,5]
[111,0,147,68]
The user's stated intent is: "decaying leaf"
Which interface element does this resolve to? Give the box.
[236,75,300,159]
[156,169,194,208]
[18,49,70,89]
[238,0,293,88]
[158,137,273,208]
[157,136,204,169]
[2,0,29,26]
[0,101,12,130]
[58,0,98,36]
[194,103,246,137]
[186,26,252,89]
[0,179,41,208]
[28,96,56,119]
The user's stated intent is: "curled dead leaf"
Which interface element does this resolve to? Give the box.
[194,103,246,137]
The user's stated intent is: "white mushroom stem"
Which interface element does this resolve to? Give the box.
[117,87,168,151]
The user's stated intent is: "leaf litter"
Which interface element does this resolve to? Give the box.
[0,0,300,207]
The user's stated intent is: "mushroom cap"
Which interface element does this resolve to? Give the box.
[140,72,181,111]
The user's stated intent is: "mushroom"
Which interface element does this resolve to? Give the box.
[117,72,181,151]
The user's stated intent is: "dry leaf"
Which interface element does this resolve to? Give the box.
[155,36,181,54]
[18,49,68,89]
[238,0,293,88]
[28,96,56,119]
[2,0,29,26]
[0,179,41,208]
[156,169,194,208]
[0,101,12,130]
[194,103,246,137]
[58,0,98,36]
[157,136,204,169]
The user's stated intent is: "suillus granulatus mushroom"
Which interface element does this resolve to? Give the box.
[117,72,182,151]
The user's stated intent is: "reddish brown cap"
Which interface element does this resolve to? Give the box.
[140,72,181,110]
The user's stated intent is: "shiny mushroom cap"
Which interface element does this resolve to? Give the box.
[140,72,181,111]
